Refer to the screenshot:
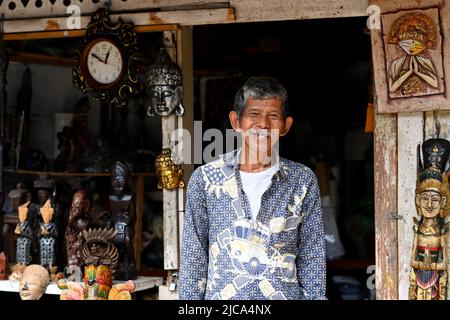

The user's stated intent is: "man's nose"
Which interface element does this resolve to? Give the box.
[257,114,269,129]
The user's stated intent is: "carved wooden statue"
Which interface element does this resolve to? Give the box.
[3,182,30,264]
[81,228,119,300]
[88,191,111,229]
[37,199,58,270]
[15,201,32,266]
[65,190,90,269]
[33,178,59,271]
[108,161,136,280]
[409,138,450,300]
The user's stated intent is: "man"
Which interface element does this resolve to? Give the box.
[179,76,326,300]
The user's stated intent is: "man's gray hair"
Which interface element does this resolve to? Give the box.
[234,76,288,119]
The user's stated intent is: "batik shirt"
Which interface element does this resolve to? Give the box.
[179,149,326,300]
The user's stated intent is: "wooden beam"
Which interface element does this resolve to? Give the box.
[231,0,368,22]
[397,113,424,300]
[374,112,398,300]
[4,30,85,41]
[1,0,230,20]
[2,0,370,27]
[9,51,78,67]
[3,25,178,41]
[4,168,155,177]
[3,8,235,35]
[162,30,180,271]
[176,26,194,268]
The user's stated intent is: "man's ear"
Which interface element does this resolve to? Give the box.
[280,116,294,137]
[229,111,241,131]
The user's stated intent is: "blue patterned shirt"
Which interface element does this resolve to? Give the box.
[179,149,326,300]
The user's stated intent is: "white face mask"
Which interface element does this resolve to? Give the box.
[399,39,426,55]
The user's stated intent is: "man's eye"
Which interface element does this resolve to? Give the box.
[269,114,280,119]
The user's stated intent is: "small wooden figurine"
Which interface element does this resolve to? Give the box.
[65,190,90,269]
[81,228,118,300]
[33,178,59,274]
[108,161,137,280]
[3,182,31,264]
[37,200,58,271]
[15,201,33,266]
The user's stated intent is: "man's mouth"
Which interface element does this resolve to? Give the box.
[248,129,271,138]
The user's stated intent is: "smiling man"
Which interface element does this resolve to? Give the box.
[179,76,326,300]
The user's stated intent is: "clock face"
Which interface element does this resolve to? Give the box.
[84,39,124,87]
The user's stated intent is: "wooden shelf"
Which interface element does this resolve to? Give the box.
[4,168,156,177]
[0,276,164,295]
[138,269,168,278]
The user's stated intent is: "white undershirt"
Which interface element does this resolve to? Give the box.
[239,164,279,222]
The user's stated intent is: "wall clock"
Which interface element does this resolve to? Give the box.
[73,8,142,108]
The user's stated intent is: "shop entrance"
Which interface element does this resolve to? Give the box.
[192,17,375,300]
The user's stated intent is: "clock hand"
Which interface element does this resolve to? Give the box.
[105,47,111,64]
[106,62,120,68]
[91,53,105,63]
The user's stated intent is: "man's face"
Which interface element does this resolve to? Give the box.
[229,97,293,163]
[417,190,445,218]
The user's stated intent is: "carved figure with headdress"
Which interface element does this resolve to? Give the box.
[108,161,136,280]
[409,138,450,300]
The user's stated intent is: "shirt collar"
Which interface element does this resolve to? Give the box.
[222,148,287,180]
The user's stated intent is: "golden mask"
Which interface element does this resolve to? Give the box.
[155,149,185,190]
